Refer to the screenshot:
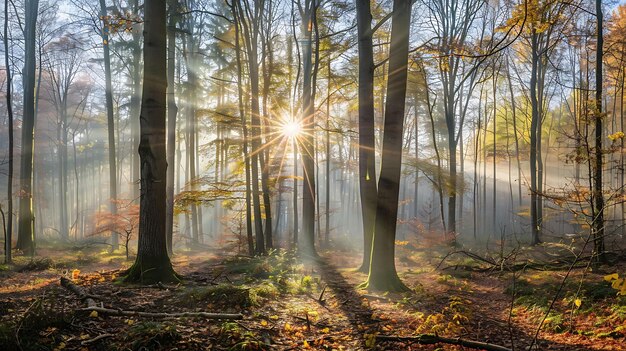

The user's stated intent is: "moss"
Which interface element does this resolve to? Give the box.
[362,271,410,292]
[123,254,180,284]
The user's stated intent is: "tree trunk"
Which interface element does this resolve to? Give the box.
[124,0,178,284]
[165,0,178,255]
[100,0,119,250]
[356,0,377,272]
[365,0,411,292]
[233,4,254,255]
[325,57,331,247]
[300,0,317,258]
[506,56,522,206]
[529,32,540,245]
[130,0,142,202]
[4,0,13,263]
[593,0,605,263]
[235,0,265,254]
[16,0,39,256]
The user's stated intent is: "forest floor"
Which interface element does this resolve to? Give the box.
[1,240,625,350]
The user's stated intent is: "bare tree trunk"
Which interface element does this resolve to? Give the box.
[300,0,317,258]
[4,0,13,262]
[356,0,377,272]
[506,56,522,205]
[593,0,605,262]
[529,32,541,245]
[100,0,119,250]
[165,0,178,255]
[233,3,254,255]
[124,0,178,284]
[16,0,39,256]
[130,0,142,202]
[325,57,331,247]
[366,0,411,292]
[235,0,265,254]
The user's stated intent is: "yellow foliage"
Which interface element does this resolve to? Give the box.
[608,131,625,141]
[604,273,626,295]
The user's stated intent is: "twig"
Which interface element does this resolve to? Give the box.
[81,306,243,320]
[317,285,327,303]
[375,334,512,351]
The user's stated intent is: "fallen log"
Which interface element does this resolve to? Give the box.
[60,277,97,308]
[375,334,512,351]
[80,306,243,320]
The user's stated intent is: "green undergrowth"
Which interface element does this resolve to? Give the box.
[505,272,626,336]
[177,251,322,310]
[222,250,321,295]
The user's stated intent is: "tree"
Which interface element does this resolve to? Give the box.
[235,0,266,255]
[43,35,85,242]
[124,0,178,284]
[365,0,411,292]
[425,0,486,240]
[356,0,377,272]
[592,0,605,263]
[98,0,118,250]
[299,0,318,258]
[165,0,179,255]
[16,0,40,255]
[4,0,14,263]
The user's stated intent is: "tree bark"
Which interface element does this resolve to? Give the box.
[300,0,318,258]
[4,0,13,263]
[165,0,178,255]
[529,32,541,245]
[124,0,178,284]
[356,0,377,272]
[16,0,39,256]
[365,0,411,292]
[593,0,605,263]
[100,0,119,251]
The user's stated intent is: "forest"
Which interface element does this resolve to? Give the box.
[1,0,626,350]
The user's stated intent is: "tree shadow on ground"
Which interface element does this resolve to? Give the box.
[312,257,381,349]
